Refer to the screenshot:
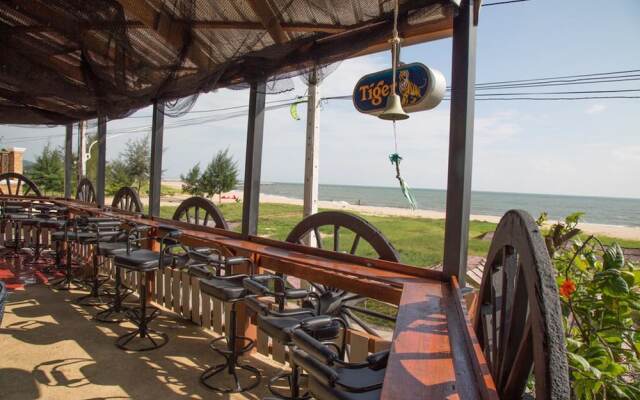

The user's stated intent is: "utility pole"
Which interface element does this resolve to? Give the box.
[303,69,321,246]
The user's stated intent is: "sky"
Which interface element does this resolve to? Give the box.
[1,0,640,199]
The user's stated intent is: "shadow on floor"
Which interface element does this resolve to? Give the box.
[0,284,285,400]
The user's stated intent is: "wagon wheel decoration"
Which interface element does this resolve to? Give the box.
[474,210,569,400]
[172,196,229,230]
[286,211,400,337]
[75,177,96,204]
[0,172,42,197]
[111,187,143,213]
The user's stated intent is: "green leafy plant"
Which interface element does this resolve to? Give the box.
[26,143,65,194]
[541,214,640,399]
[180,149,238,203]
[180,163,204,196]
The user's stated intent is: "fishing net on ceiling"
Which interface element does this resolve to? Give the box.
[0,0,453,125]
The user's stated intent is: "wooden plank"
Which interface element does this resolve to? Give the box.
[380,280,493,400]
[172,268,181,314]
[201,293,212,330]
[42,227,49,247]
[163,266,172,309]
[349,330,370,362]
[247,0,289,44]
[155,266,164,304]
[256,329,269,356]
[272,340,287,364]
[211,298,223,334]
[181,269,191,319]
[190,276,200,324]
[223,302,232,335]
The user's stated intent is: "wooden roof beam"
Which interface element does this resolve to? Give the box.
[116,0,212,69]
[246,0,289,44]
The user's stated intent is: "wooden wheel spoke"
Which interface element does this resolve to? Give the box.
[15,179,21,194]
[313,227,322,249]
[349,234,360,255]
[501,320,533,399]
[343,308,381,336]
[194,206,200,225]
[333,225,340,252]
[343,304,396,321]
[497,260,527,388]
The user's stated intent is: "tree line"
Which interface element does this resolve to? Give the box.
[25,137,238,202]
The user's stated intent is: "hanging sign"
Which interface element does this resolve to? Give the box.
[352,63,446,116]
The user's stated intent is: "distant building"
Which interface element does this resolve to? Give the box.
[0,147,25,174]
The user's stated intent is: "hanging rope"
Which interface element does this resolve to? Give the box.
[389,121,417,209]
[386,0,417,210]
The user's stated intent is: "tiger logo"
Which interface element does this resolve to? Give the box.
[398,69,426,105]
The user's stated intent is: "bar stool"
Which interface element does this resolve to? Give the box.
[94,225,144,323]
[21,205,67,271]
[244,274,344,400]
[188,250,261,393]
[75,218,123,306]
[49,218,93,291]
[291,329,388,400]
[113,227,183,351]
[1,201,31,258]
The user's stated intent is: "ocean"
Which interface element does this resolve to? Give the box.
[258,182,640,227]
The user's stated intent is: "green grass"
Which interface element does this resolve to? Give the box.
[159,202,640,267]
[159,202,504,267]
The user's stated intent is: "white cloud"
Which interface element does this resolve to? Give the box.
[585,103,606,114]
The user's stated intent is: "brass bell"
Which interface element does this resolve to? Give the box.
[378,93,409,121]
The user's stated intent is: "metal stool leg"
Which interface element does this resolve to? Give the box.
[200,302,261,393]
[51,241,85,290]
[77,252,112,306]
[96,265,132,323]
[116,273,168,351]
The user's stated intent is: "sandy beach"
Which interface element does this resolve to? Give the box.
[159,181,640,241]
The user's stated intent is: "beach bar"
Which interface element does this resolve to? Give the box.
[0,1,569,399]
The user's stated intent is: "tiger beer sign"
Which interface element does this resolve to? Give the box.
[352,63,446,116]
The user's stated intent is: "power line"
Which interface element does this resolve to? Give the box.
[472,69,640,86]
[482,0,532,6]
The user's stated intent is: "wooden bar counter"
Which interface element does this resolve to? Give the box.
[44,198,498,399]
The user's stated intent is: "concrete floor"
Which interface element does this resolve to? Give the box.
[0,285,284,400]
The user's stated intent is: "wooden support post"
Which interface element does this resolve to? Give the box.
[96,117,107,207]
[77,120,86,180]
[149,101,164,217]
[241,80,266,238]
[64,124,73,199]
[443,0,477,286]
[303,71,320,225]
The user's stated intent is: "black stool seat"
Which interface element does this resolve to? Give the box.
[97,242,128,257]
[200,275,248,302]
[51,230,96,242]
[257,313,341,344]
[40,220,66,230]
[114,249,172,271]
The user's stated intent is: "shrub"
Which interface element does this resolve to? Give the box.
[540,214,640,399]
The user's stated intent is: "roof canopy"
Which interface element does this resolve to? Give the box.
[0,0,455,124]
